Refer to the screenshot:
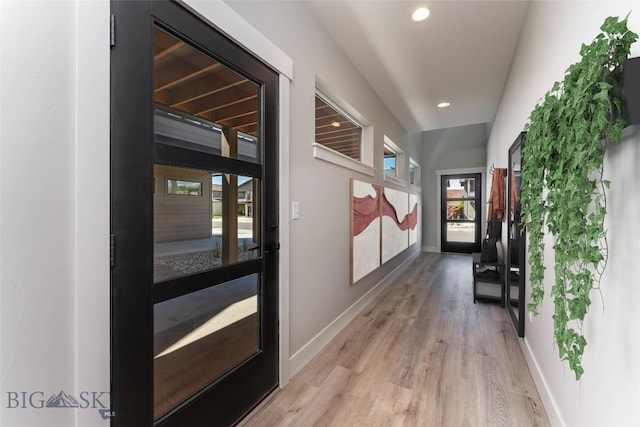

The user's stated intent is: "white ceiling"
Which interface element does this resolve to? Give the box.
[307,1,530,133]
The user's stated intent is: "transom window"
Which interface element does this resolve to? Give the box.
[409,157,421,185]
[315,93,362,160]
[383,136,405,182]
[384,147,397,177]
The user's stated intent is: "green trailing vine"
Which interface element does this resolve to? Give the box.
[521,15,637,380]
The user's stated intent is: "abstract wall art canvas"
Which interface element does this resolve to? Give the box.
[351,179,421,283]
[381,187,409,264]
[408,193,419,246]
[351,179,382,284]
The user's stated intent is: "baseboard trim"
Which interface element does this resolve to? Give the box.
[422,246,438,252]
[288,251,420,377]
[519,337,566,427]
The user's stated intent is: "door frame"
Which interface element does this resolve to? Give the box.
[175,0,293,390]
[110,1,293,424]
[435,167,486,253]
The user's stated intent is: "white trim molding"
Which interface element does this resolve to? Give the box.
[520,338,566,427]
[278,75,291,387]
[383,173,405,186]
[180,0,293,79]
[313,143,376,176]
[409,184,422,193]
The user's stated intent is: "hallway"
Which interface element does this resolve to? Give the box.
[240,253,550,426]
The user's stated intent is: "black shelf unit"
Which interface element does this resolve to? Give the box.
[472,253,505,306]
[507,264,521,307]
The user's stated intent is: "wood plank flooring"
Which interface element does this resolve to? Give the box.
[239,253,550,427]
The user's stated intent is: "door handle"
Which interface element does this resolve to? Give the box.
[265,242,280,253]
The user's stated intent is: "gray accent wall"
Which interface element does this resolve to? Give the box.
[420,123,488,250]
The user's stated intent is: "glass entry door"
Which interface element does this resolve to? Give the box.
[111,2,279,426]
[441,174,482,253]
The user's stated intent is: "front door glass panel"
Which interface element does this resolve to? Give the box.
[154,275,259,418]
[154,26,261,163]
[441,174,482,253]
[446,223,476,243]
[152,24,266,420]
[154,165,261,283]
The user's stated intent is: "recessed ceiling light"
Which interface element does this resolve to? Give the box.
[437,102,451,108]
[331,121,341,127]
[412,7,430,22]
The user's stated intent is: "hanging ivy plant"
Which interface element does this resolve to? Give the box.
[521,15,637,380]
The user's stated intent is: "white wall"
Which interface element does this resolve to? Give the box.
[486,2,640,426]
[0,1,110,427]
[224,0,422,370]
[420,123,488,250]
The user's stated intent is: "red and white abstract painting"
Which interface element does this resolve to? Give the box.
[351,179,421,283]
[408,193,419,246]
[381,187,409,264]
[351,179,382,283]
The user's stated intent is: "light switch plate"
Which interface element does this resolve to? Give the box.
[292,201,300,220]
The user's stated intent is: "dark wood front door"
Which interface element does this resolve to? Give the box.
[111,2,279,425]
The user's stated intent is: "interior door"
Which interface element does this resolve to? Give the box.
[441,173,482,253]
[111,2,279,426]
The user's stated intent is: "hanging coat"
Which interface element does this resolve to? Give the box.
[487,167,506,225]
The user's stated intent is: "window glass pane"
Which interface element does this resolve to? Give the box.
[167,179,202,196]
[154,274,259,418]
[446,200,476,220]
[409,164,416,184]
[154,165,260,283]
[446,177,475,198]
[446,223,476,243]
[315,95,362,160]
[383,147,397,177]
[153,26,260,163]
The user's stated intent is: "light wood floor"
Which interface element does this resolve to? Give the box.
[239,253,550,427]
